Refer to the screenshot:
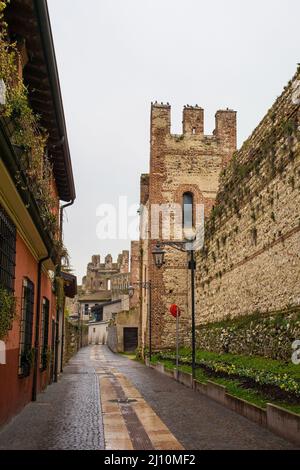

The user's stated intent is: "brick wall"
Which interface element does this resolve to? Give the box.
[129,241,140,309]
[195,67,300,328]
[141,103,237,349]
[82,251,129,293]
[140,179,150,351]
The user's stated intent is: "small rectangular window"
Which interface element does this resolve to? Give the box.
[183,192,194,229]
[19,278,35,377]
[40,298,50,371]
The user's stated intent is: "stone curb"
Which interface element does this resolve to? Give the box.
[145,360,300,446]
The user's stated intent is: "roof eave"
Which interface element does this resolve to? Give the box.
[33,0,76,202]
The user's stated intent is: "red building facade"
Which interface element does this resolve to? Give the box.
[0,0,76,426]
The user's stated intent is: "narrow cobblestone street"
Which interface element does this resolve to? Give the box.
[0,346,297,450]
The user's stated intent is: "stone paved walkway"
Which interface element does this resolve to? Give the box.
[0,345,297,450]
[0,347,104,450]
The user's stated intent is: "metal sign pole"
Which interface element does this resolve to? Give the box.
[176,307,179,380]
[148,282,152,361]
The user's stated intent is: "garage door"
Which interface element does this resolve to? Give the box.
[123,328,138,352]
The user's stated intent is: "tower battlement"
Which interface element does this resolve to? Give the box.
[151,102,237,144]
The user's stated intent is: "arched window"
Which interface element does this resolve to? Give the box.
[183,192,194,229]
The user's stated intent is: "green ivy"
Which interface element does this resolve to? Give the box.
[41,347,52,370]
[0,0,58,238]
[0,285,16,339]
[201,86,300,251]
[20,347,35,376]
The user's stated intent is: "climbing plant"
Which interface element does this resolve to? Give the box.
[20,347,35,376]
[41,347,52,370]
[201,109,300,253]
[0,0,58,238]
[0,285,16,339]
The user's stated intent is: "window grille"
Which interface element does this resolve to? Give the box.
[0,205,16,292]
[40,298,50,371]
[19,278,35,377]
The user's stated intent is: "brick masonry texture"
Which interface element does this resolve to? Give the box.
[129,241,140,309]
[195,67,300,329]
[141,103,237,349]
[82,251,129,293]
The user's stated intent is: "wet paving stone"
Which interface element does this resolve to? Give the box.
[0,345,297,450]
[0,348,104,450]
[100,347,298,450]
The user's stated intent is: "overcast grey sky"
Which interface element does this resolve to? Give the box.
[48,0,300,282]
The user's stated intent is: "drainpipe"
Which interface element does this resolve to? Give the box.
[53,292,60,383]
[59,200,74,246]
[54,199,74,382]
[32,253,50,402]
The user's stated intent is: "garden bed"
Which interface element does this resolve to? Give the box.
[150,349,300,415]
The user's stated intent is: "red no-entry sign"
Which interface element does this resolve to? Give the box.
[170,304,181,318]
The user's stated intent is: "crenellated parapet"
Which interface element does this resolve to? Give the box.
[151,102,237,150]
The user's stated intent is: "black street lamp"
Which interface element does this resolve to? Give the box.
[152,244,166,268]
[152,240,197,380]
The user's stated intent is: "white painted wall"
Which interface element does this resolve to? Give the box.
[88,322,109,345]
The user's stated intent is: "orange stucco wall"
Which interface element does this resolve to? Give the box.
[0,233,56,426]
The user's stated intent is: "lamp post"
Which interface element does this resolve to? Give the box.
[128,281,152,361]
[152,241,197,380]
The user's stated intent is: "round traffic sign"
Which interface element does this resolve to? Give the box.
[170,304,181,318]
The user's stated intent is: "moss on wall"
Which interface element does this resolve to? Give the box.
[196,67,300,325]
[196,307,300,361]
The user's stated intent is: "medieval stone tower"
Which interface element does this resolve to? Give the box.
[139,102,237,350]
[82,251,129,294]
